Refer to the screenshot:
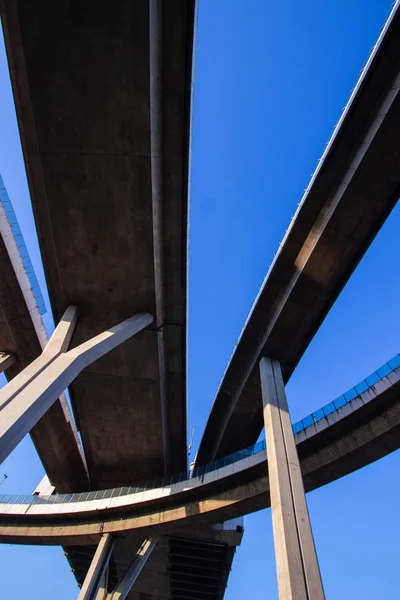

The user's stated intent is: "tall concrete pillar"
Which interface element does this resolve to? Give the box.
[259,357,324,600]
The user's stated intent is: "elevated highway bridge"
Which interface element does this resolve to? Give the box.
[0,0,400,598]
[1,352,399,544]
[2,0,196,488]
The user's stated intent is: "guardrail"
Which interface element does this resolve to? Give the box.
[0,353,398,507]
[0,438,267,506]
[292,353,400,433]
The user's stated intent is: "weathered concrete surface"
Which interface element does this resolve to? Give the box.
[0,232,89,492]
[260,358,324,600]
[1,0,195,487]
[1,368,399,545]
[0,305,78,413]
[197,2,400,465]
[0,312,153,464]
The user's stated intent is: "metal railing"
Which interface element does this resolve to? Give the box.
[292,353,400,434]
[0,439,267,507]
[0,353,398,507]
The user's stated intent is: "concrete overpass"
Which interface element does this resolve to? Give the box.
[1,351,400,595]
[196,0,400,466]
[1,352,399,545]
[1,0,196,489]
[1,2,236,598]
[1,0,400,598]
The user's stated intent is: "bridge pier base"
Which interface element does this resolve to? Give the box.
[259,357,324,600]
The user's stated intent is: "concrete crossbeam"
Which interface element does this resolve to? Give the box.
[0,311,153,464]
[260,357,324,600]
[109,538,158,600]
[0,305,77,412]
[78,534,114,600]
[0,353,15,373]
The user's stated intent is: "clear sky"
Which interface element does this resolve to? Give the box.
[0,1,399,598]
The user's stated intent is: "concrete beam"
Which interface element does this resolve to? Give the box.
[0,305,90,491]
[0,353,15,373]
[0,311,153,463]
[33,474,55,497]
[260,358,324,600]
[0,305,77,412]
[149,0,170,480]
[29,391,90,493]
[94,568,109,600]
[109,538,158,600]
[78,534,114,600]
[1,0,195,487]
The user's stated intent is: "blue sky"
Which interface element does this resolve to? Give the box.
[1,1,399,598]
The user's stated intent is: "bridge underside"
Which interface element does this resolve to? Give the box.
[2,0,195,489]
[67,529,242,600]
[0,1,204,596]
[2,1,400,599]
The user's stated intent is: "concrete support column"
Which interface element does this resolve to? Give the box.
[0,309,153,464]
[0,305,77,412]
[109,538,158,600]
[259,357,324,600]
[78,534,114,600]
[94,568,109,600]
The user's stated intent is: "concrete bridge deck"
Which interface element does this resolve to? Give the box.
[1,355,399,545]
[1,1,400,598]
[1,3,200,597]
[1,0,196,488]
